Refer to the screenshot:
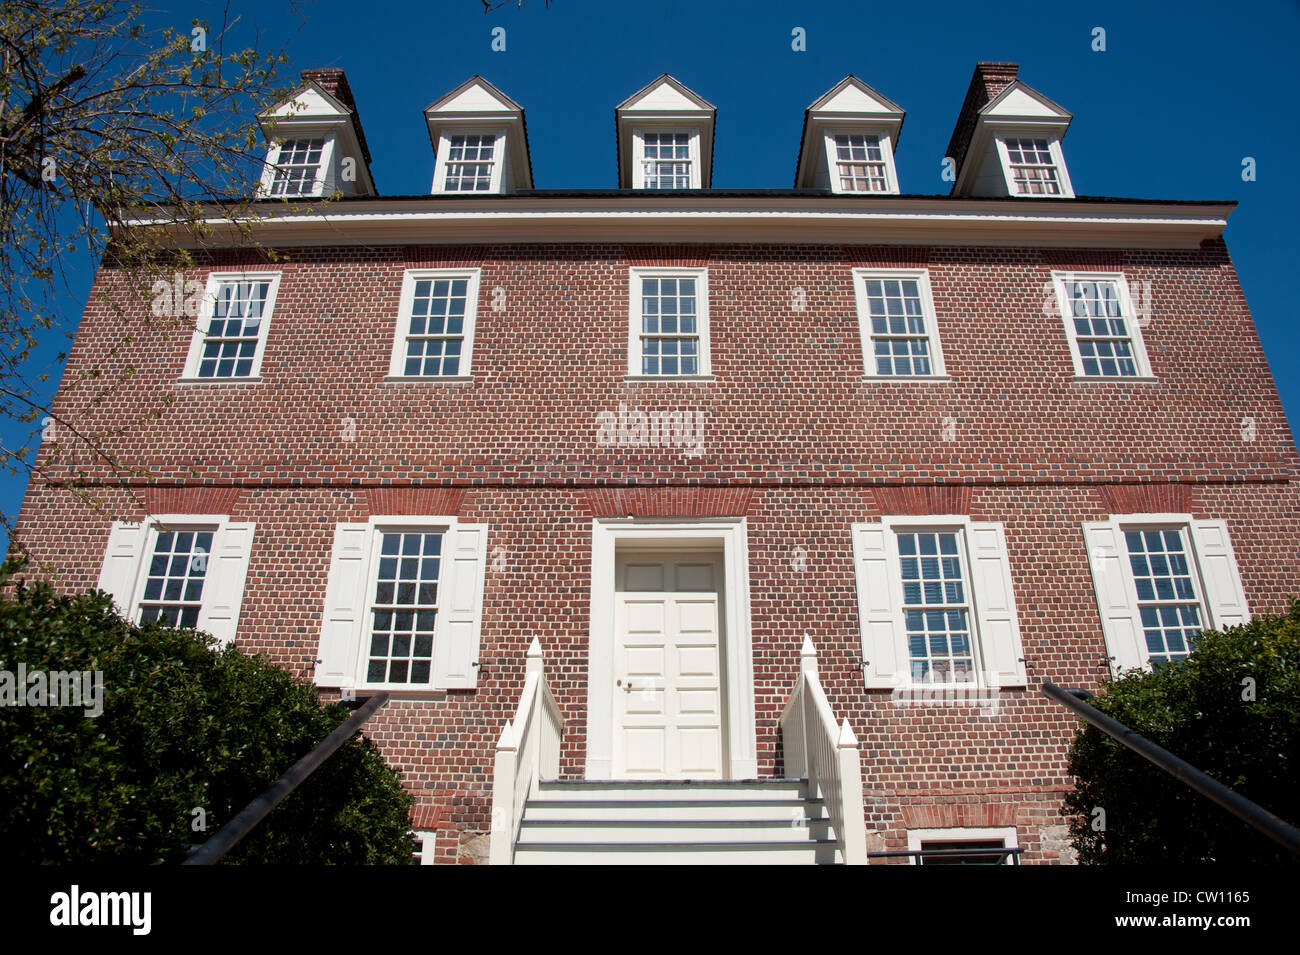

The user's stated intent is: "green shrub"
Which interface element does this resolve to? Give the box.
[1063,599,1300,864]
[0,560,415,863]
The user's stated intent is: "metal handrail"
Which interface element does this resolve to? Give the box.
[1043,680,1300,858]
[183,691,390,865]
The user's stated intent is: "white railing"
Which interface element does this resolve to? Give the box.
[778,635,868,865]
[489,637,564,865]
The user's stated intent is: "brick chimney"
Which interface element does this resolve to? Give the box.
[299,67,372,165]
[944,62,1019,181]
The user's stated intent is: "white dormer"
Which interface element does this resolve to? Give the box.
[424,77,531,195]
[616,75,715,190]
[795,76,905,194]
[258,77,375,198]
[955,80,1074,198]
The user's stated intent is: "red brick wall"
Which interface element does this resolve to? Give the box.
[14,239,1299,862]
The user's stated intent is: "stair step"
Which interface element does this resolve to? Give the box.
[523,798,826,821]
[534,779,809,802]
[518,818,834,843]
[513,840,842,865]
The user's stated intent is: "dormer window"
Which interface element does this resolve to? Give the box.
[267,138,327,197]
[829,133,891,192]
[437,132,505,193]
[640,131,694,189]
[633,130,698,189]
[1001,137,1062,195]
[424,78,531,195]
[796,77,905,194]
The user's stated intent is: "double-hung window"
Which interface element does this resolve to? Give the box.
[268,138,326,197]
[97,516,256,645]
[830,133,889,192]
[628,267,710,377]
[634,130,698,189]
[433,131,505,194]
[1052,272,1152,379]
[181,273,280,381]
[315,518,490,692]
[1000,137,1063,196]
[388,269,481,379]
[852,269,946,378]
[852,518,1026,690]
[1083,516,1249,673]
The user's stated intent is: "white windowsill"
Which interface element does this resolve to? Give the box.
[860,374,954,383]
[382,375,475,384]
[1072,375,1159,384]
[176,376,264,385]
[624,375,716,383]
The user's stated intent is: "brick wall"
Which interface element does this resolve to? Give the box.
[14,239,1299,862]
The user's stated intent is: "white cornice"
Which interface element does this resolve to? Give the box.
[123,196,1233,250]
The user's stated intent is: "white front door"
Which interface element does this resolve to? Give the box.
[613,554,726,779]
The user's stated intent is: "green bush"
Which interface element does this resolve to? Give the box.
[1063,599,1300,864]
[0,561,415,863]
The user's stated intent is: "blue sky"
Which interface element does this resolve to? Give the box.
[6,0,1298,541]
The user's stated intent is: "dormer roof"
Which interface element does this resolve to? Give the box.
[423,76,532,191]
[615,74,716,188]
[794,75,905,189]
[945,63,1074,197]
[258,68,377,195]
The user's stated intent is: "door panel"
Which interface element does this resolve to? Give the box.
[613,554,725,779]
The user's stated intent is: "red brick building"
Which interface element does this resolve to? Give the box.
[16,63,1298,864]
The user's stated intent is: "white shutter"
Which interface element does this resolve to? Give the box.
[196,522,255,646]
[1082,522,1146,674]
[96,521,147,617]
[967,523,1027,687]
[316,523,372,688]
[1190,520,1250,631]
[851,523,908,689]
[432,523,488,689]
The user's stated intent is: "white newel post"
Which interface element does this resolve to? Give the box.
[800,635,818,795]
[837,718,868,865]
[489,719,517,865]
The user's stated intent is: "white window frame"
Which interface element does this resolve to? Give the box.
[852,268,948,379]
[355,516,456,693]
[632,128,701,189]
[852,515,1027,691]
[387,268,482,380]
[180,272,281,382]
[994,134,1074,198]
[97,513,256,647]
[824,129,899,195]
[432,129,506,195]
[260,135,335,199]
[1084,513,1250,674]
[412,830,438,865]
[316,515,488,693]
[906,827,1019,865]
[626,266,711,378]
[1051,271,1154,381]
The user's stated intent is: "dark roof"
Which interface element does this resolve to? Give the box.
[255,189,1234,207]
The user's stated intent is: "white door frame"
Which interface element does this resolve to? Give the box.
[587,517,757,780]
